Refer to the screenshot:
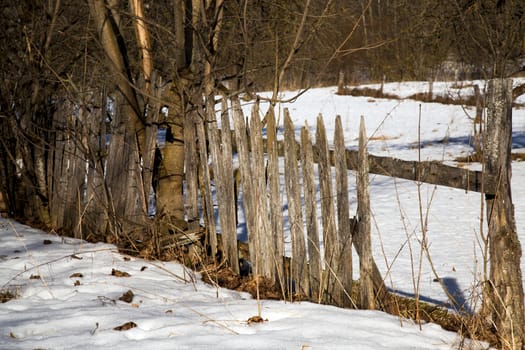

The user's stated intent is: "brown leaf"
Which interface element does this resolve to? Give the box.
[70,272,83,278]
[118,290,134,303]
[29,275,41,280]
[111,269,130,277]
[247,315,266,325]
[113,321,137,331]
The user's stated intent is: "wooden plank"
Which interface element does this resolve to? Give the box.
[83,87,109,237]
[334,115,353,307]
[217,98,239,273]
[283,109,309,299]
[184,111,199,231]
[196,115,217,257]
[267,108,285,287]
[356,116,375,310]
[141,73,161,217]
[345,152,494,195]
[250,101,274,280]
[316,114,342,306]
[221,129,495,194]
[208,96,238,272]
[300,124,322,301]
[231,97,257,267]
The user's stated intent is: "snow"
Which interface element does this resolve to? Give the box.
[2,79,524,349]
[0,220,483,350]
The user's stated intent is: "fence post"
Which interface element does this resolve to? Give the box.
[484,78,524,350]
[208,97,238,273]
[184,110,200,231]
[356,116,375,309]
[250,102,274,280]
[196,112,217,257]
[283,109,309,299]
[300,124,322,301]
[316,114,342,305]
[267,108,285,288]
[231,97,257,269]
[334,116,353,307]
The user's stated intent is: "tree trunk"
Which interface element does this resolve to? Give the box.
[484,79,524,350]
[88,0,148,240]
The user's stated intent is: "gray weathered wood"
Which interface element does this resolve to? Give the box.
[283,109,309,298]
[207,94,237,269]
[484,79,524,350]
[141,73,161,218]
[250,101,274,280]
[334,115,353,307]
[232,97,257,267]
[316,114,342,306]
[184,111,200,231]
[216,98,239,273]
[196,112,217,257]
[346,152,495,195]
[83,88,109,237]
[356,116,375,309]
[254,135,495,195]
[267,108,285,287]
[300,124,322,301]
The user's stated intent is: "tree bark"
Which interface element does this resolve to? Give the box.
[484,79,524,350]
[88,0,148,238]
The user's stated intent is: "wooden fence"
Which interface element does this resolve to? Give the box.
[194,80,521,325]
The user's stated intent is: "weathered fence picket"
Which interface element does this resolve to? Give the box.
[300,124,322,301]
[184,110,200,232]
[266,108,285,288]
[356,116,375,309]
[334,115,353,307]
[196,113,217,256]
[284,109,309,298]
[250,102,274,280]
[231,97,257,268]
[316,115,342,305]
[213,98,238,273]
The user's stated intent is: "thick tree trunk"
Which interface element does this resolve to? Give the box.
[157,110,186,225]
[88,0,150,240]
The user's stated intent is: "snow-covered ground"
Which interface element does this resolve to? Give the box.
[2,80,524,349]
[0,219,477,350]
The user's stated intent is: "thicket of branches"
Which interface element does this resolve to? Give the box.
[0,0,524,237]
